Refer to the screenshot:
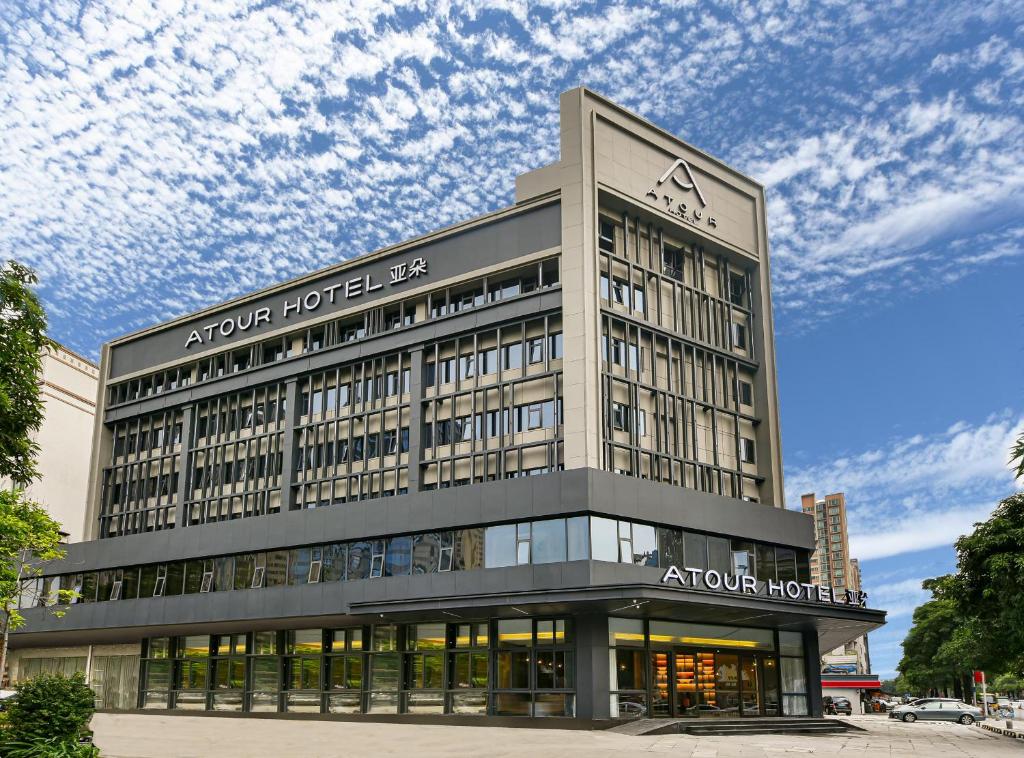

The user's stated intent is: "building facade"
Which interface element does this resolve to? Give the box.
[1,343,99,543]
[800,493,859,593]
[12,89,883,723]
[802,492,873,712]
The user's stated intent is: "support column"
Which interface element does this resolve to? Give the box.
[805,630,823,717]
[574,613,610,721]
[278,379,300,511]
[174,403,195,529]
[406,348,424,492]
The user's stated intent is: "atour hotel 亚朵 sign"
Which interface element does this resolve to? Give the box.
[183,256,430,350]
[659,565,869,608]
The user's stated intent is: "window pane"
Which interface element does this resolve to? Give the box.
[608,617,644,648]
[289,629,322,654]
[484,524,516,568]
[384,536,412,577]
[251,657,279,690]
[631,524,657,566]
[287,548,312,586]
[347,542,371,580]
[411,533,441,575]
[591,517,618,562]
[781,658,807,693]
[233,554,255,590]
[410,623,446,651]
[453,528,484,570]
[497,619,532,648]
[494,691,531,716]
[756,543,777,582]
[370,654,400,690]
[495,651,530,689]
[707,537,730,573]
[778,631,804,656]
[265,551,288,587]
[531,519,566,564]
[614,649,646,690]
[658,528,684,567]
[682,532,708,570]
[566,516,589,561]
[322,544,347,582]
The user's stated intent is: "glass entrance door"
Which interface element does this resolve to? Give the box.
[740,655,761,716]
[650,650,781,718]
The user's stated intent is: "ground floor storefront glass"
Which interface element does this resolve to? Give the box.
[139,616,575,717]
[609,618,808,719]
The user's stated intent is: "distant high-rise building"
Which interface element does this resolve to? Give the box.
[801,492,859,592]
[804,492,872,686]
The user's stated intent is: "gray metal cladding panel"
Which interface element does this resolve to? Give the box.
[41,469,811,575]
[108,202,561,378]
[585,469,816,550]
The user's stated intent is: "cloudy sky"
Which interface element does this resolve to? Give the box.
[3,0,1023,677]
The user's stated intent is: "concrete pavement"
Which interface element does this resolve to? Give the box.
[89,713,1024,757]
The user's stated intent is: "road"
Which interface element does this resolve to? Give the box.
[89,713,1024,757]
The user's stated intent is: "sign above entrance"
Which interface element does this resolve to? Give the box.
[659,564,869,608]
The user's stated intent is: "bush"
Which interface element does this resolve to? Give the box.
[4,673,95,745]
[1,736,100,757]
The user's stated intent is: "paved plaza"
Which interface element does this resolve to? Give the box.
[90,714,1024,758]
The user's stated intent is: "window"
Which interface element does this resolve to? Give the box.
[632,285,645,314]
[611,278,629,308]
[484,524,516,568]
[501,343,522,371]
[737,380,753,407]
[740,438,756,464]
[729,272,747,306]
[599,219,616,253]
[732,323,748,350]
[527,337,544,364]
[549,332,563,360]
[610,402,632,433]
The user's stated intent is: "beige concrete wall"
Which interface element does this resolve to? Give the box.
[546,87,785,507]
[8,642,140,683]
[2,345,98,543]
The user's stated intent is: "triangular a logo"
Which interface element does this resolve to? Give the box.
[648,158,707,207]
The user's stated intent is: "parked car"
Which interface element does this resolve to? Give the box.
[889,698,982,725]
[617,700,646,718]
[824,696,853,715]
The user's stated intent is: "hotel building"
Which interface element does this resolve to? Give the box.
[11,89,884,722]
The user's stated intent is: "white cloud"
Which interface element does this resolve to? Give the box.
[0,0,1022,354]
[787,411,1023,561]
[866,577,933,618]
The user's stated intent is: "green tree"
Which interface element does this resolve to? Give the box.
[1011,431,1024,481]
[896,577,981,699]
[947,492,1024,676]
[0,260,52,486]
[0,490,71,687]
[992,672,1024,698]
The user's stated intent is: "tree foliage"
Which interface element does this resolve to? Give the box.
[0,489,70,684]
[1012,431,1024,481]
[0,260,51,486]
[898,492,1024,694]
[950,492,1024,675]
[3,672,95,745]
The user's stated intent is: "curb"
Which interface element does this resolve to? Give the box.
[981,723,1024,740]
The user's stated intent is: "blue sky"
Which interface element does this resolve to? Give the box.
[2,1,1023,678]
